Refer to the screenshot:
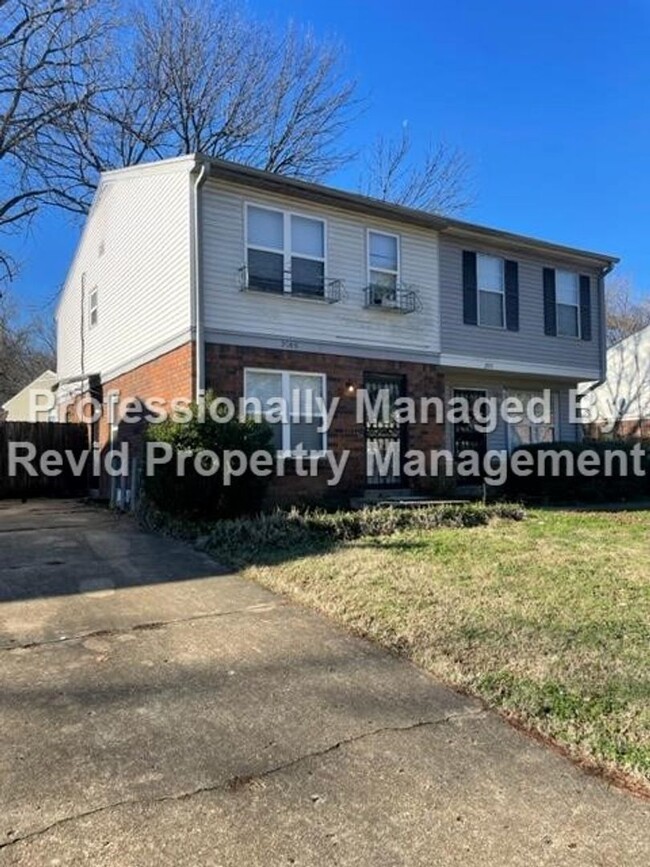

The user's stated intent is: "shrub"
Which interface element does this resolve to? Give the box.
[196,502,526,562]
[143,394,274,518]
[504,440,650,503]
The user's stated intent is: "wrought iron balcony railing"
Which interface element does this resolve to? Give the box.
[239,267,344,303]
[363,284,418,314]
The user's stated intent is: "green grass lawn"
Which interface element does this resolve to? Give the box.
[236,509,650,792]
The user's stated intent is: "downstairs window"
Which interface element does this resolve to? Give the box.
[244,369,327,456]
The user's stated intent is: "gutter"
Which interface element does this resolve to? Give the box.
[191,158,209,402]
[575,261,617,429]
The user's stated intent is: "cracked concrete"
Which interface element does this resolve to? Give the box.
[0,499,648,866]
[0,711,480,854]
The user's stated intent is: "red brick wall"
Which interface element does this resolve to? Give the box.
[587,418,650,440]
[58,342,194,498]
[205,343,446,505]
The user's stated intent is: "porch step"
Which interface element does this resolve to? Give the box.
[350,494,472,510]
[455,484,485,499]
[362,488,413,502]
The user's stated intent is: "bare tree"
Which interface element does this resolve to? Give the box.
[0,291,55,407]
[0,0,110,281]
[36,0,359,214]
[1,0,470,286]
[360,126,472,214]
[605,276,650,347]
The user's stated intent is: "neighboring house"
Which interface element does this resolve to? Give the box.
[2,370,57,422]
[585,326,650,437]
[55,155,617,504]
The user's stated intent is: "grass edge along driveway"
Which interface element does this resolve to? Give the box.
[216,508,650,796]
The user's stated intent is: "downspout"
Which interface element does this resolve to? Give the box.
[580,261,616,395]
[576,261,616,437]
[192,158,209,402]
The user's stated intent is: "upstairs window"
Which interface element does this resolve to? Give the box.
[247,206,284,294]
[244,368,327,456]
[290,215,325,296]
[556,270,580,337]
[477,254,504,328]
[89,287,99,328]
[368,230,399,292]
[246,205,326,297]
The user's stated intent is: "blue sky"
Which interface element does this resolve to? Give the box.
[6,0,648,314]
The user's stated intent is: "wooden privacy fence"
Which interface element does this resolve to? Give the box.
[0,422,89,499]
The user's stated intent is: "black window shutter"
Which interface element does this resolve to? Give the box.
[579,275,592,341]
[504,260,519,331]
[462,251,478,325]
[543,267,557,336]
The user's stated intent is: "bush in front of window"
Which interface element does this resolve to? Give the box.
[504,440,650,503]
[143,394,274,519]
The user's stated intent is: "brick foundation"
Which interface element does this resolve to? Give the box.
[205,343,446,506]
[59,340,448,507]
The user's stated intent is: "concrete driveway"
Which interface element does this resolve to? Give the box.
[0,499,648,866]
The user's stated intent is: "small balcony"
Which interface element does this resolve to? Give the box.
[239,267,343,304]
[363,284,418,314]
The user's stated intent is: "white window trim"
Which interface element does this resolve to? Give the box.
[88,286,99,329]
[243,367,328,457]
[555,270,581,339]
[477,253,505,330]
[505,389,558,452]
[244,202,327,295]
[367,228,401,288]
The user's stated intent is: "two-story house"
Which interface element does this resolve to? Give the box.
[55,155,617,504]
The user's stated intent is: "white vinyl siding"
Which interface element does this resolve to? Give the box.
[88,287,99,329]
[244,368,326,456]
[202,179,440,357]
[56,163,193,380]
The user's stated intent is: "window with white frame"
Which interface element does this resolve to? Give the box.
[89,287,99,328]
[477,254,504,328]
[246,205,325,297]
[368,231,399,294]
[556,270,580,337]
[244,369,326,455]
[508,390,556,449]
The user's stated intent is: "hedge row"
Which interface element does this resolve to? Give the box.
[504,440,650,502]
[139,500,526,564]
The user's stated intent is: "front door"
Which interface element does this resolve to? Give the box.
[364,374,407,488]
[452,388,488,482]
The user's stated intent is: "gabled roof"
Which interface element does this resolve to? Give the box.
[2,369,56,411]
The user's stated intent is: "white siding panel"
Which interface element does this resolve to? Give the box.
[57,167,192,380]
[201,179,440,356]
[587,328,650,424]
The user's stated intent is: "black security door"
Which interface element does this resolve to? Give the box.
[364,374,407,487]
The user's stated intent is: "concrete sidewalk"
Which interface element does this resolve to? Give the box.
[0,500,648,866]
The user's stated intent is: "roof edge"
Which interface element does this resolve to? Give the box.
[442,218,619,267]
[204,155,618,267]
